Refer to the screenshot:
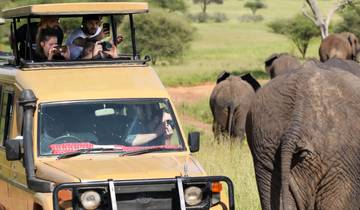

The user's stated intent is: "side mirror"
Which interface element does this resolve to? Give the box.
[188,132,200,153]
[5,137,23,161]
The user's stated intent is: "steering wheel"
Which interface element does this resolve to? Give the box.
[52,134,82,144]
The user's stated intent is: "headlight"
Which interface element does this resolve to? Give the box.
[184,186,203,206]
[80,190,101,210]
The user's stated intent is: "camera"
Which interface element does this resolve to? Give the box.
[54,46,67,54]
[165,120,175,129]
[100,41,112,51]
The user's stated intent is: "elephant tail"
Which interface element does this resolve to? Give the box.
[227,104,235,137]
[280,132,298,210]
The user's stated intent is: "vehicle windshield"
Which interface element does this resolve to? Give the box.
[38,99,184,156]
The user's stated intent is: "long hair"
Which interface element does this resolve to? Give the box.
[36,27,59,58]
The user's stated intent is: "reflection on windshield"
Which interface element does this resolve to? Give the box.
[38,100,183,156]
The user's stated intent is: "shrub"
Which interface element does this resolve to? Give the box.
[238,14,263,22]
[119,9,195,65]
[212,12,228,23]
[335,5,360,38]
[188,12,210,23]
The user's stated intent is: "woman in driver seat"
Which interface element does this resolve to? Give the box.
[124,105,174,146]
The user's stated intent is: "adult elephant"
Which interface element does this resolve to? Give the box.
[264,53,301,79]
[246,66,360,210]
[303,57,360,78]
[210,71,260,142]
[319,32,359,62]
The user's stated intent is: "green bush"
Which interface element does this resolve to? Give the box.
[212,12,228,23]
[188,12,210,23]
[120,9,195,65]
[238,14,264,22]
[335,5,360,38]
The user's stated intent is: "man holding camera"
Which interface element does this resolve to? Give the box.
[66,15,123,60]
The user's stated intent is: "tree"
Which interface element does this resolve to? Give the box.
[335,4,360,38]
[268,14,321,58]
[192,0,224,14]
[119,9,195,64]
[148,0,187,12]
[244,0,267,15]
[302,0,353,39]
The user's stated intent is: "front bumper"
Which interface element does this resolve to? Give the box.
[53,176,234,210]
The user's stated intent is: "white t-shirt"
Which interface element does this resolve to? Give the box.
[66,27,101,60]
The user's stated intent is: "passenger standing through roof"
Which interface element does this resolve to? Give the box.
[66,15,108,60]
[12,16,63,59]
[35,27,70,61]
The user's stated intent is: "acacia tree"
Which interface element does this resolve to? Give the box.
[193,0,224,14]
[244,0,267,15]
[268,14,320,58]
[302,0,353,39]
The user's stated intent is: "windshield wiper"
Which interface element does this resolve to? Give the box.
[120,147,181,157]
[57,147,123,160]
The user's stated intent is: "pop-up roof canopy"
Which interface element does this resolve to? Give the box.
[1,2,148,18]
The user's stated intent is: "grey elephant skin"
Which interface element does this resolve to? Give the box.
[303,57,360,78]
[210,72,260,142]
[265,53,301,79]
[319,32,359,62]
[246,67,360,210]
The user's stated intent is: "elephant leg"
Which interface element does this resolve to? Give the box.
[212,121,223,142]
[253,161,275,210]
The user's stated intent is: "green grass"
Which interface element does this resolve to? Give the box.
[155,0,341,86]
[176,97,213,124]
[183,124,261,210]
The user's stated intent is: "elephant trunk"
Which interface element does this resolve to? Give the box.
[227,104,235,137]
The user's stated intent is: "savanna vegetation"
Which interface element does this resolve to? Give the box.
[0,0,359,209]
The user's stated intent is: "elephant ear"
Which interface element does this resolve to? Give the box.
[240,73,261,92]
[347,34,358,59]
[264,53,279,71]
[216,71,231,84]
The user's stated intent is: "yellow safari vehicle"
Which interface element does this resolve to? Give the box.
[0,2,234,210]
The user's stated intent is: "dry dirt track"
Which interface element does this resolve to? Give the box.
[166,83,215,132]
[166,83,215,104]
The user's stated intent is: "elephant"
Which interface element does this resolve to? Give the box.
[303,57,360,78]
[210,71,260,142]
[264,53,301,79]
[245,66,360,210]
[319,32,359,62]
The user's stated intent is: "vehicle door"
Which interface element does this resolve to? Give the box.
[0,84,13,209]
[0,85,31,210]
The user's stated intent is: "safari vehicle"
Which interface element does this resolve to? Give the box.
[0,2,234,210]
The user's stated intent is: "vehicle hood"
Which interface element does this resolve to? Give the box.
[38,154,206,182]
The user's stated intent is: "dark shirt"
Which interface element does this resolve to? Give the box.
[16,22,64,60]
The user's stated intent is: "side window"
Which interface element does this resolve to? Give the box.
[0,89,14,146]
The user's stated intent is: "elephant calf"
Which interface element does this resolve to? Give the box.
[264,53,301,79]
[319,32,359,62]
[246,66,360,210]
[210,71,260,142]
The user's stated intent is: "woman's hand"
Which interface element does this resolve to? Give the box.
[47,45,58,60]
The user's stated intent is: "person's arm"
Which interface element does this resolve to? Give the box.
[81,42,102,59]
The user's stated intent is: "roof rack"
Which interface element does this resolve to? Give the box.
[1,2,148,18]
